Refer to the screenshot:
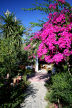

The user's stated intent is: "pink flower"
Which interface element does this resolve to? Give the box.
[63,49,70,56]
[49,4,56,10]
[58,0,65,4]
[52,53,64,64]
[28,56,32,59]
[28,2,72,64]
[24,44,31,50]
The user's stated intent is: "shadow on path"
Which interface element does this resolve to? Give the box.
[20,70,48,108]
[37,73,49,80]
[28,70,50,82]
[24,84,39,99]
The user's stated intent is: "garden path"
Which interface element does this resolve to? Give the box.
[20,69,48,108]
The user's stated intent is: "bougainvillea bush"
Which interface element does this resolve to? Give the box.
[25,0,72,66]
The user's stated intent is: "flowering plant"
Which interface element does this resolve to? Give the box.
[24,0,72,64]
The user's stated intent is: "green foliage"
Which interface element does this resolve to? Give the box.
[22,0,72,27]
[0,38,18,77]
[0,11,25,78]
[22,0,51,14]
[19,44,29,65]
[0,11,30,108]
[63,65,68,72]
[45,76,53,89]
[22,0,51,27]
[25,68,35,75]
[30,22,44,27]
[0,11,25,51]
[0,74,29,108]
[0,12,24,37]
[46,72,72,107]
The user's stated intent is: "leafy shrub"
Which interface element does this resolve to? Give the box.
[47,72,72,107]
[25,68,35,79]
[0,12,30,108]
[45,76,53,89]
[0,74,29,108]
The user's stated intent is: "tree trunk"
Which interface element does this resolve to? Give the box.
[58,99,62,108]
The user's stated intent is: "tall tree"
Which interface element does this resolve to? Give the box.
[0,10,24,49]
[0,10,24,77]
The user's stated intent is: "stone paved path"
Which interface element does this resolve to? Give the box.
[20,69,48,108]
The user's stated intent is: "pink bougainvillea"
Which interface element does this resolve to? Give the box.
[24,44,31,50]
[35,20,72,64]
[24,0,72,64]
[49,4,57,10]
[58,0,65,4]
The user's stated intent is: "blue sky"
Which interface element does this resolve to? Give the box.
[0,0,46,32]
[0,0,72,32]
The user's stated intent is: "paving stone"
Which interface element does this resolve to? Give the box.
[20,69,48,108]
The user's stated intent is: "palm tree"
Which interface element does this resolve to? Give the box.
[0,10,25,48]
[0,10,25,77]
